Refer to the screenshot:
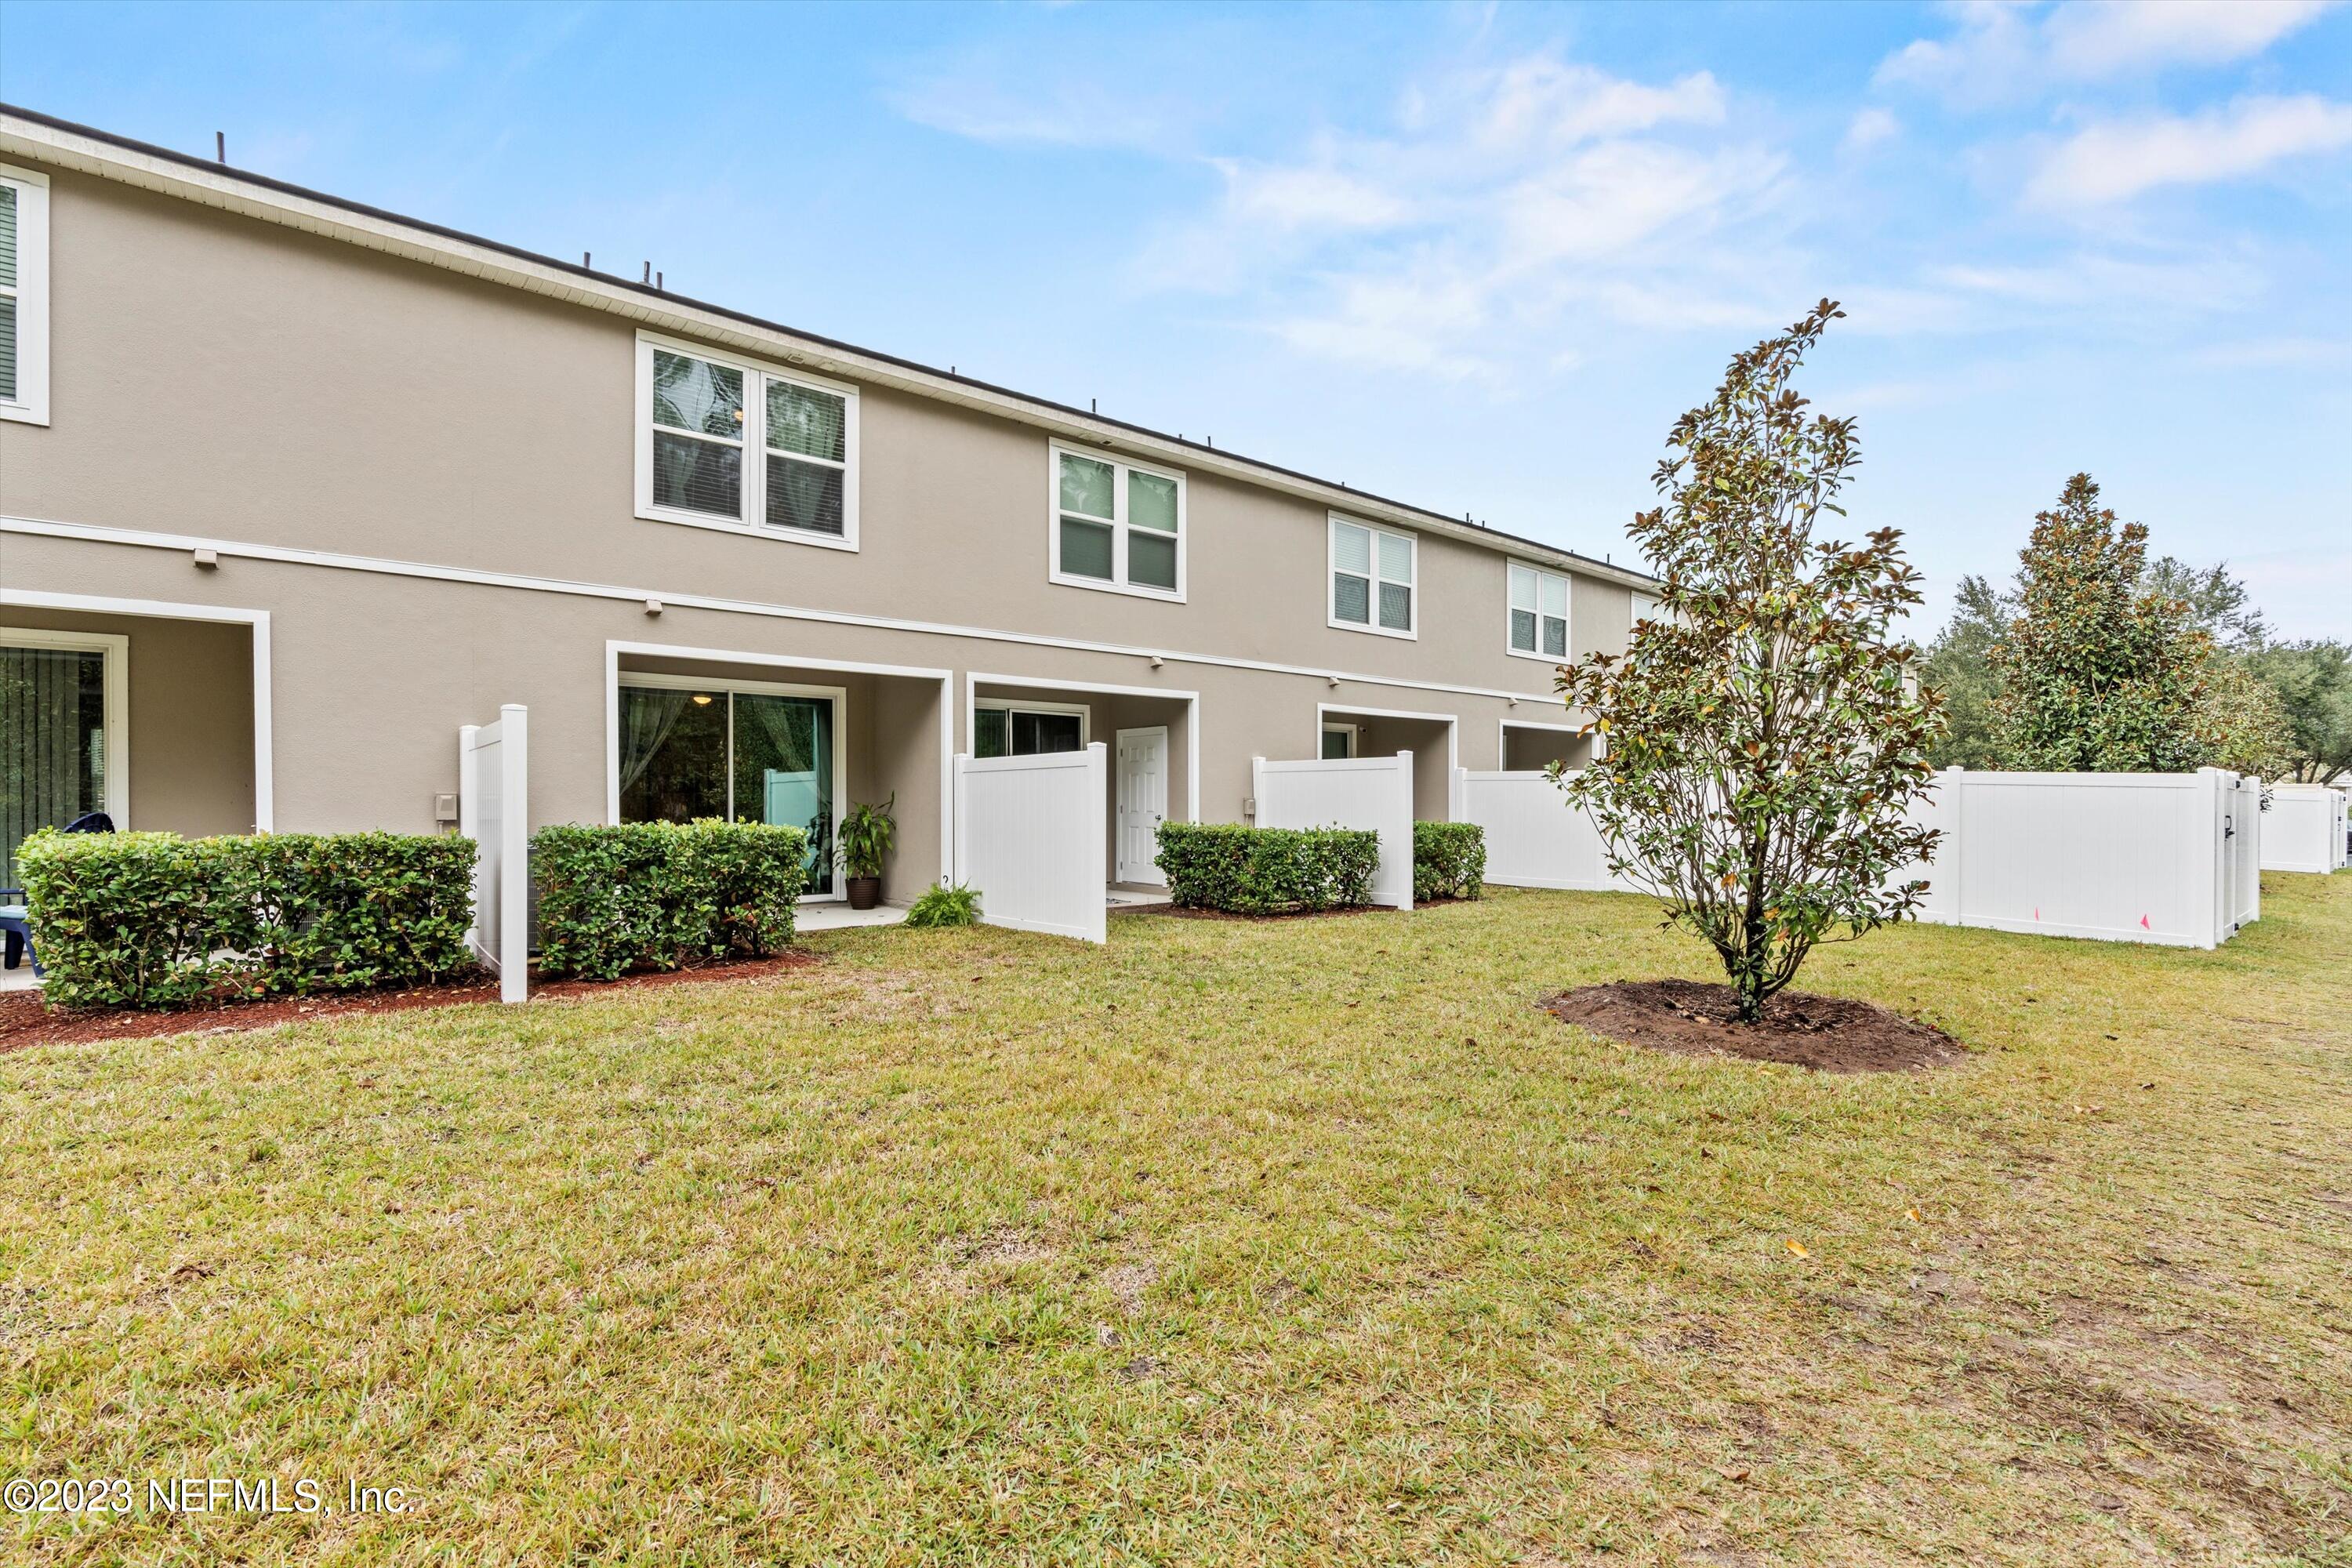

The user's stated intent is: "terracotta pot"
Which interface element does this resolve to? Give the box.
[846,876,881,911]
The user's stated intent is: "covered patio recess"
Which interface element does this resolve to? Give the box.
[1316,702,1458,821]
[967,673,1196,892]
[1500,718,1597,773]
[606,643,950,906]
[2,592,270,887]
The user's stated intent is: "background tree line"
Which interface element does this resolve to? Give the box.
[1921,474,2351,782]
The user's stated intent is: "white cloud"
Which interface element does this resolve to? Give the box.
[1497,142,1783,267]
[2043,0,2334,77]
[2026,95,2352,205]
[1878,0,2335,104]
[1272,265,1499,381]
[2189,335,2352,368]
[1928,251,2263,311]
[1211,158,1417,233]
[1842,107,1901,156]
[890,62,1189,152]
[1467,58,1726,148]
[1123,52,1785,377]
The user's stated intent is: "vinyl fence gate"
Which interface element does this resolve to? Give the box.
[458,704,530,1003]
[2261,784,2350,874]
[954,743,1108,943]
[1250,753,1415,909]
[1901,767,2259,949]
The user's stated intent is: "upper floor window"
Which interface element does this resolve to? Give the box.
[1508,563,1570,659]
[1330,517,1414,638]
[1632,589,1664,626]
[0,164,51,426]
[634,333,857,550]
[1050,444,1185,600]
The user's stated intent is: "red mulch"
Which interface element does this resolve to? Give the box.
[0,952,821,1054]
[1541,978,1961,1073]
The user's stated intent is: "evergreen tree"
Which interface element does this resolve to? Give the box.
[1989,475,2213,772]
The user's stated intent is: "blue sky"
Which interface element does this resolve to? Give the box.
[5,0,2348,637]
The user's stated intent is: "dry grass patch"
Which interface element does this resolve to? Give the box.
[1,877,2347,1565]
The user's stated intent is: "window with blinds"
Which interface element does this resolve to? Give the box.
[1508,564,1570,659]
[1330,517,1414,637]
[1050,445,1185,600]
[0,163,49,426]
[0,183,16,404]
[637,335,857,547]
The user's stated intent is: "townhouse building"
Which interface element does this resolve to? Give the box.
[0,106,1657,904]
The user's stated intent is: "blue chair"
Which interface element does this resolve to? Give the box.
[2,812,115,976]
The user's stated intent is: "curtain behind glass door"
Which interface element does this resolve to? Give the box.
[2,646,107,886]
[735,692,834,895]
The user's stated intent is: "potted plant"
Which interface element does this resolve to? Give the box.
[837,794,896,910]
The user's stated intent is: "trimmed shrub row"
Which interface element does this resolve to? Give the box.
[1413,822,1486,902]
[1155,822,1379,914]
[16,829,475,1011]
[533,819,807,980]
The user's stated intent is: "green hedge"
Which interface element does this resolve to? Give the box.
[533,819,807,980]
[1413,822,1486,902]
[1154,822,1379,914]
[16,829,475,1011]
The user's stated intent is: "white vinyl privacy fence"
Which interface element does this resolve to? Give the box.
[1252,753,1415,909]
[1902,768,2260,949]
[954,743,1107,943]
[1456,769,1639,893]
[1462,764,2265,949]
[458,704,530,1003]
[2262,784,2349,874]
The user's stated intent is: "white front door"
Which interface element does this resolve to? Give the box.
[1115,726,1169,885]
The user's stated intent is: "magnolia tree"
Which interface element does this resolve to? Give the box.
[1555,301,1944,1022]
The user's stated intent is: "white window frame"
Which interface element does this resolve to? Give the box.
[0,163,51,427]
[1632,590,1664,626]
[1320,721,1359,760]
[1,626,129,828]
[613,670,851,902]
[1047,441,1187,603]
[633,330,859,552]
[974,695,1091,757]
[1507,561,1572,663]
[1327,515,1417,640]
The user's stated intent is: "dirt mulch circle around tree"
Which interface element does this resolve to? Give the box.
[1541,978,1961,1073]
[0,952,821,1054]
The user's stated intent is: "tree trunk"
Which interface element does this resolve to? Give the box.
[1733,813,1770,1023]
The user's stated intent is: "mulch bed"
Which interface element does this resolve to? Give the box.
[1541,978,1961,1073]
[1139,904,1382,923]
[0,952,820,1054]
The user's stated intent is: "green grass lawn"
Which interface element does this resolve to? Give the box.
[4,877,2348,1566]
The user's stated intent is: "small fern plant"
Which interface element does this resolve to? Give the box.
[903,881,982,928]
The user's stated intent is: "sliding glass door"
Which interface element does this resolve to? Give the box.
[617,682,838,896]
[973,702,1086,760]
[2,639,114,887]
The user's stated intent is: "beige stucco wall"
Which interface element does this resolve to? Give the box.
[0,163,1636,862]
[0,605,255,837]
[0,169,1635,686]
